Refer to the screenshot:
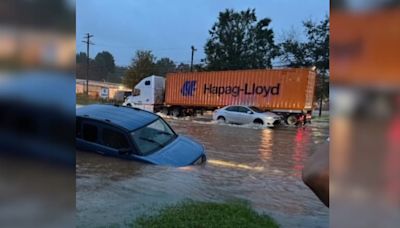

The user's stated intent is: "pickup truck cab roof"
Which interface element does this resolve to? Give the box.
[76,104,158,131]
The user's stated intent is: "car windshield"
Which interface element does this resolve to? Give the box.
[249,106,264,113]
[131,118,176,156]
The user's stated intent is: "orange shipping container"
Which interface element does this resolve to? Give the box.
[165,68,316,111]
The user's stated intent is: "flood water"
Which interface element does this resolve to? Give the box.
[76,118,329,227]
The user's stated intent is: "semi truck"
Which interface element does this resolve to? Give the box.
[123,68,316,125]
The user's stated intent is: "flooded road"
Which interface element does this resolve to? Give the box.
[76,118,329,227]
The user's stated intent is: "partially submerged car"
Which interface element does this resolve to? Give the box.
[76,104,206,166]
[213,105,281,127]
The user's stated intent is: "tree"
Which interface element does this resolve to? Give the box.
[94,51,116,74]
[92,51,116,82]
[280,16,329,116]
[193,63,205,72]
[76,52,87,64]
[204,9,278,71]
[123,50,156,89]
[76,51,119,82]
[280,16,329,71]
[155,57,176,76]
[176,63,190,72]
[76,52,96,80]
[107,66,128,83]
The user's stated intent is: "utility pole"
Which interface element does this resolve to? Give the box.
[82,33,94,95]
[190,45,197,72]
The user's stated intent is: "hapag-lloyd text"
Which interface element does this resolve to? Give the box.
[204,83,280,97]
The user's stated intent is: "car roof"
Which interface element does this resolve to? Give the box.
[224,105,248,108]
[76,104,159,131]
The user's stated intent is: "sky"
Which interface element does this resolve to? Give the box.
[76,0,329,67]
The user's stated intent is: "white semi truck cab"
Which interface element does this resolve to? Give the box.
[122,75,165,112]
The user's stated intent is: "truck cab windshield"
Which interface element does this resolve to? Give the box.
[132,88,141,96]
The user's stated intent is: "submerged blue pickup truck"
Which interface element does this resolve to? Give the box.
[76,104,206,166]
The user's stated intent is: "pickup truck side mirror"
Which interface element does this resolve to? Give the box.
[247,111,253,114]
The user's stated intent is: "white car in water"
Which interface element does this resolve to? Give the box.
[213,105,281,127]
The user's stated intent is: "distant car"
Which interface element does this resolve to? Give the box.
[212,105,281,127]
[76,104,206,166]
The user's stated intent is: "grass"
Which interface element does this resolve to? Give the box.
[76,93,123,105]
[132,201,279,228]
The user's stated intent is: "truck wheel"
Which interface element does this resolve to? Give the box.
[184,109,194,117]
[171,107,181,117]
[217,116,225,123]
[161,107,169,115]
[126,103,132,107]
[286,115,298,126]
[253,118,264,125]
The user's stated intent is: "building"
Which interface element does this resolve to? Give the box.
[76,79,131,101]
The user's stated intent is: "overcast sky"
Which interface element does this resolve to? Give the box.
[76,0,329,67]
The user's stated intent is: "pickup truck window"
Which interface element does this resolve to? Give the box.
[102,128,129,149]
[82,123,98,143]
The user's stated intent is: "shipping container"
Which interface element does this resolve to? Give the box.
[165,68,316,111]
[123,69,317,126]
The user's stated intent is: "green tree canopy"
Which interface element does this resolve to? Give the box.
[76,50,124,83]
[155,57,176,76]
[94,51,116,74]
[176,63,190,72]
[204,9,278,70]
[76,52,88,64]
[123,50,156,89]
[280,16,329,73]
[107,66,127,83]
